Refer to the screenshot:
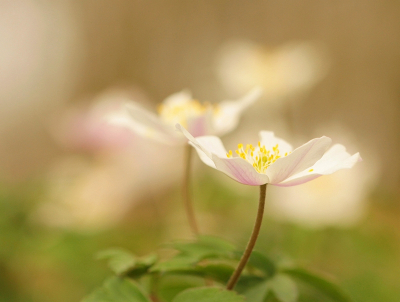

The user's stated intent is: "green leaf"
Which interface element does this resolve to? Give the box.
[158,275,206,302]
[97,248,137,275]
[282,268,352,302]
[127,253,158,278]
[82,277,151,302]
[246,251,276,278]
[197,262,235,283]
[243,274,297,302]
[97,248,157,277]
[243,280,270,302]
[235,275,266,294]
[265,292,282,302]
[170,236,235,260]
[150,255,198,273]
[172,287,245,302]
[268,274,298,302]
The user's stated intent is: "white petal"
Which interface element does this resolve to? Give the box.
[212,155,270,186]
[125,103,184,144]
[163,90,192,106]
[266,136,332,184]
[189,135,227,168]
[176,123,269,185]
[212,87,262,135]
[176,123,212,157]
[276,144,362,187]
[189,141,216,168]
[195,136,227,157]
[259,131,293,154]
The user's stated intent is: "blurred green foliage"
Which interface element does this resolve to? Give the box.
[0,174,399,301]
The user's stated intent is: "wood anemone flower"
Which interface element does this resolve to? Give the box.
[109,88,262,145]
[176,124,362,187]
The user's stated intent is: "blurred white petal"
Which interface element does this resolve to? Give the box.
[216,40,329,104]
[268,127,379,228]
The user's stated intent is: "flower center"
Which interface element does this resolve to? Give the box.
[157,100,218,127]
[227,142,289,173]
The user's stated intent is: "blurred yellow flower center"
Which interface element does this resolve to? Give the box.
[227,142,289,173]
[157,100,218,127]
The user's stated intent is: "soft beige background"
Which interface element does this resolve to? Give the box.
[1,0,399,190]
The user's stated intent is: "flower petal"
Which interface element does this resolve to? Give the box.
[125,103,184,144]
[186,107,214,137]
[212,87,262,135]
[176,123,269,185]
[212,155,270,186]
[163,90,192,106]
[276,144,362,187]
[176,123,216,167]
[176,123,211,155]
[195,136,227,157]
[266,136,332,184]
[190,135,228,168]
[259,131,293,154]
[189,141,216,168]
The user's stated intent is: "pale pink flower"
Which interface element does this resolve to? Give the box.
[108,88,262,145]
[176,124,361,187]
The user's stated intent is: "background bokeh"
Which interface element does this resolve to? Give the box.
[1,1,400,301]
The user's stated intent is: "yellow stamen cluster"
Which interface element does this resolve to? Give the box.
[157,100,218,127]
[227,142,289,173]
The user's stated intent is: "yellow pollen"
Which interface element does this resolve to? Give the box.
[309,169,314,172]
[227,141,284,173]
[157,98,218,126]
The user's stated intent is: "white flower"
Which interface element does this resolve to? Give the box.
[176,124,361,187]
[267,127,379,228]
[268,168,372,228]
[109,88,262,145]
[216,40,329,103]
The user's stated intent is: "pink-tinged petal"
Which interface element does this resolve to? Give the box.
[176,123,212,157]
[266,136,332,184]
[276,144,362,187]
[259,131,293,154]
[187,115,207,137]
[176,123,269,185]
[212,87,262,135]
[212,155,270,186]
[176,123,217,168]
[186,108,214,137]
[125,103,185,145]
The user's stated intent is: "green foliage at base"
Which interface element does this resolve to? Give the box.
[82,236,353,302]
[82,277,150,302]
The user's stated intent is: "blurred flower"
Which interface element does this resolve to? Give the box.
[268,126,380,228]
[177,124,361,187]
[52,90,139,152]
[35,89,183,231]
[34,138,182,231]
[216,40,329,104]
[108,88,262,145]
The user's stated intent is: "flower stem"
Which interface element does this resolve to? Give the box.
[183,145,200,236]
[226,184,267,290]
